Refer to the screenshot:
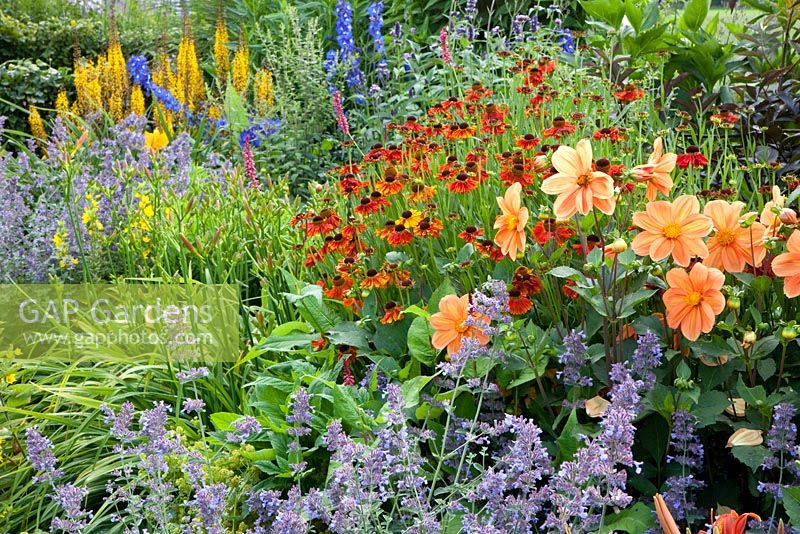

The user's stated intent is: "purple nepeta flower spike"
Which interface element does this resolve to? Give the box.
[287,387,313,437]
[25,427,62,482]
[227,416,262,443]
[558,329,592,388]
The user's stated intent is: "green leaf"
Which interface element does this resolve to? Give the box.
[333,385,373,432]
[757,358,777,381]
[428,279,456,313]
[681,0,709,31]
[457,243,474,263]
[282,282,338,332]
[548,266,582,279]
[260,332,316,352]
[751,276,773,294]
[783,487,800,525]
[691,337,734,359]
[737,375,767,406]
[373,320,409,356]
[692,390,730,428]
[404,305,430,319]
[625,0,643,32]
[223,81,249,135]
[600,502,657,533]
[731,444,769,472]
[408,316,437,366]
[400,375,433,410]
[210,412,241,431]
[241,448,277,461]
[327,322,370,350]
[580,0,626,29]
[556,409,581,464]
[752,335,779,360]
[618,289,658,318]
[270,321,312,336]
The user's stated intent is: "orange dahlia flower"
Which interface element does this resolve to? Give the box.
[430,294,490,354]
[772,230,800,298]
[493,182,529,259]
[540,139,616,219]
[631,195,712,267]
[704,200,766,272]
[663,263,725,341]
[632,137,676,201]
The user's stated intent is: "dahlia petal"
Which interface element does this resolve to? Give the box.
[541,175,578,195]
[551,146,581,176]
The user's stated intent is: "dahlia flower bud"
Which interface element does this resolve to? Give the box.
[609,238,627,253]
[742,330,756,348]
[726,428,763,447]
[532,154,549,173]
[779,208,798,225]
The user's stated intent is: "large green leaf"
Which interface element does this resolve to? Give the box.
[408,316,437,366]
[625,0,643,32]
[581,0,626,30]
[428,278,456,313]
[333,385,373,432]
[692,390,730,428]
[731,444,769,472]
[600,502,657,532]
[681,0,709,31]
[784,487,800,525]
[223,81,249,136]
[327,321,370,350]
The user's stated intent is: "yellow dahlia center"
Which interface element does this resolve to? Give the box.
[456,321,470,333]
[685,291,702,306]
[576,173,592,187]
[506,215,519,230]
[664,223,682,239]
[716,229,735,246]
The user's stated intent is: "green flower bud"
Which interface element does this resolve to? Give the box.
[782,326,798,341]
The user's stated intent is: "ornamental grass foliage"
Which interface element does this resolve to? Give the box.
[2,0,800,533]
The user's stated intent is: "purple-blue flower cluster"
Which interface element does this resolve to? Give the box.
[663,409,704,523]
[239,118,282,148]
[367,1,388,79]
[759,403,799,498]
[327,0,364,90]
[558,329,593,388]
[631,330,663,389]
[546,363,643,532]
[127,54,182,113]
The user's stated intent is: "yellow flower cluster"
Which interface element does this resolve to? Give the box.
[214,15,230,88]
[152,55,177,132]
[128,193,155,257]
[101,31,130,121]
[145,129,169,152]
[55,89,70,120]
[177,19,206,111]
[53,222,78,268]
[254,68,275,115]
[28,106,46,142]
[82,193,104,235]
[74,59,103,115]
[232,39,249,95]
[130,84,145,116]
